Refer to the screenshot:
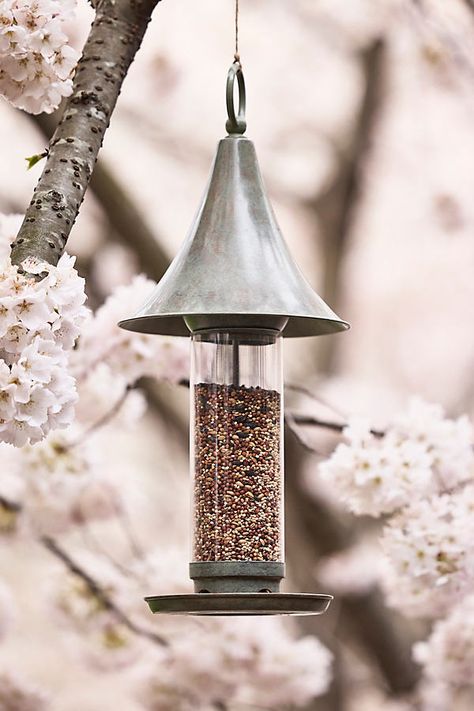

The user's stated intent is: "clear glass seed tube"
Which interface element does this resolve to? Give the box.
[190,329,284,563]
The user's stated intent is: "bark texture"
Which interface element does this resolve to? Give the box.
[11,0,161,269]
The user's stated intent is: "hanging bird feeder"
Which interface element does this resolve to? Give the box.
[119,62,349,616]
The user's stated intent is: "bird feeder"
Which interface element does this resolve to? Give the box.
[119,63,349,615]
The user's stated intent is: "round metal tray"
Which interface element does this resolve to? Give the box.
[145,592,333,616]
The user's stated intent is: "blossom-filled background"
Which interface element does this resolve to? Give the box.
[0,0,473,709]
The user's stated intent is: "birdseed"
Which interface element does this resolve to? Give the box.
[193,382,282,561]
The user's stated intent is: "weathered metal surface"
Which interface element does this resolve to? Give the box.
[119,135,349,338]
[226,61,246,135]
[190,561,284,593]
[145,592,333,616]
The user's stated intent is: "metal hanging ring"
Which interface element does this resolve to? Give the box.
[226,61,247,135]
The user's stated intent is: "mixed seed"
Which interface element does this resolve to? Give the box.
[193,383,282,561]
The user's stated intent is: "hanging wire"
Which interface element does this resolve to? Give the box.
[234,0,240,64]
[225,0,246,135]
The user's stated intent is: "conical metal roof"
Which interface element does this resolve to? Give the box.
[119,135,349,338]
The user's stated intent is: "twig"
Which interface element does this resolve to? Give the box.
[80,524,133,578]
[285,412,325,456]
[285,382,347,417]
[40,535,167,647]
[67,385,132,448]
[115,502,146,560]
[1,500,153,644]
[11,0,162,268]
[180,377,385,438]
[289,413,385,438]
[0,494,22,512]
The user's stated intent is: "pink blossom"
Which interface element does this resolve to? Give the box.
[0,0,80,114]
[414,595,474,687]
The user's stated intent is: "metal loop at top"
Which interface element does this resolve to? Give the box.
[226,61,247,135]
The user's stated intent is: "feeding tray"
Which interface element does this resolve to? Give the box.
[145,592,333,616]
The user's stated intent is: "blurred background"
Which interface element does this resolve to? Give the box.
[0,0,473,709]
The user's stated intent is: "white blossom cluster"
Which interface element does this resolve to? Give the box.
[20,430,121,535]
[0,0,79,114]
[0,252,87,446]
[381,486,474,618]
[137,616,333,710]
[414,594,474,687]
[0,422,127,535]
[318,416,433,516]
[392,398,474,492]
[314,397,474,701]
[74,274,189,390]
[318,399,474,517]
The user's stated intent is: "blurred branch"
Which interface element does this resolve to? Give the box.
[40,535,168,647]
[11,0,162,269]
[0,494,21,513]
[67,385,132,448]
[0,492,164,645]
[308,39,386,373]
[285,425,421,699]
[30,110,171,282]
[290,413,384,438]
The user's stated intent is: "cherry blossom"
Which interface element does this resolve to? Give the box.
[317,400,474,516]
[0,0,80,114]
[318,417,433,516]
[18,428,124,535]
[380,486,474,618]
[0,256,87,446]
[391,398,474,493]
[137,617,333,710]
[75,275,190,387]
[414,594,474,687]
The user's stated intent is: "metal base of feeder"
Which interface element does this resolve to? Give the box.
[190,561,285,593]
[145,592,333,616]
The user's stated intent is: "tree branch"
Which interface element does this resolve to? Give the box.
[0,494,164,646]
[30,107,172,283]
[0,494,21,513]
[309,39,386,373]
[67,385,132,448]
[41,535,168,647]
[290,413,384,438]
[11,0,162,269]
[462,0,474,13]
